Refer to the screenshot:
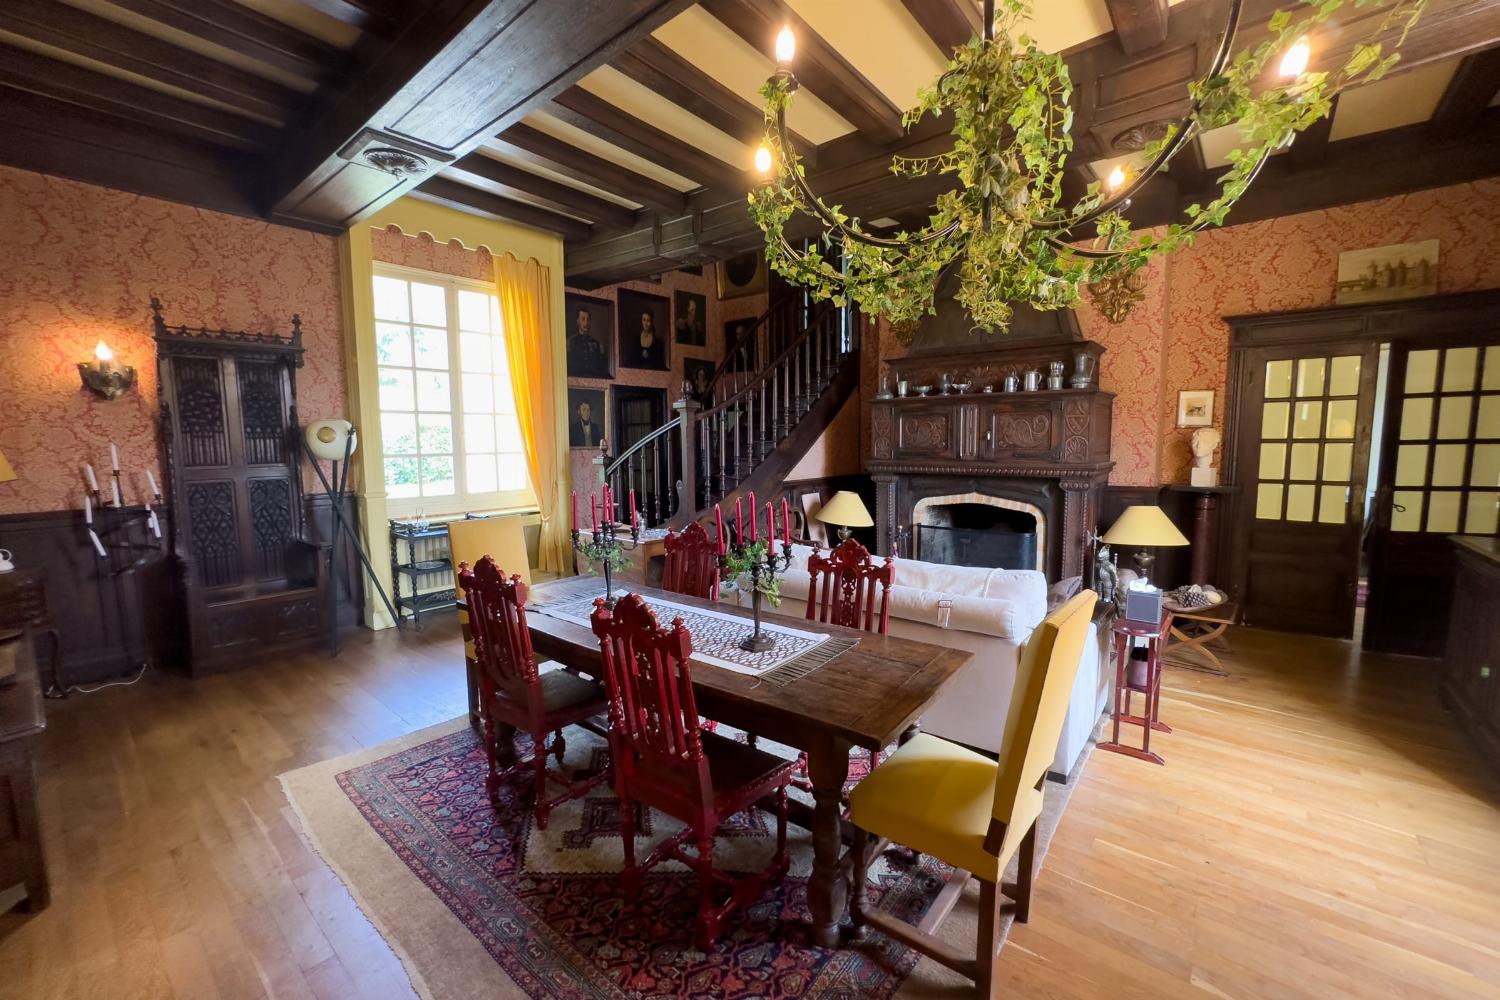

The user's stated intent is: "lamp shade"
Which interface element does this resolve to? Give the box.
[1102,505,1189,547]
[0,448,14,483]
[815,490,873,528]
[305,420,357,461]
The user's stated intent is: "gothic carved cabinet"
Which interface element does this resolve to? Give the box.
[154,299,328,674]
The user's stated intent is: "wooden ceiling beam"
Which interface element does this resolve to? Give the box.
[297,0,401,37]
[613,36,817,167]
[1285,94,1337,171]
[898,0,981,56]
[0,0,302,121]
[548,85,751,192]
[104,0,350,84]
[0,42,277,151]
[1104,0,1170,55]
[448,153,639,229]
[1430,47,1500,140]
[700,0,905,143]
[496,122,687,214]
[414,176,594,240]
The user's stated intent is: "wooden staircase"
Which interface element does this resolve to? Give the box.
[603,296,859,529]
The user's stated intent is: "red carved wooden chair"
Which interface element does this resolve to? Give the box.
[806,537,896,635]
[458,556,609,830]
[661,521,721,601]
[590,593,796,950]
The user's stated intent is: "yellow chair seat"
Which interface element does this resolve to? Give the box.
[847,733,1043,883]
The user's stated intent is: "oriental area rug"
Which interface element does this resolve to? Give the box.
[280,718,1089,1000]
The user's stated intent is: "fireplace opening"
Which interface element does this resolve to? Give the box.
[917,502,1040,571]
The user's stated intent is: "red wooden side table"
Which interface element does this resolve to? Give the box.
[1099,610,1173,766]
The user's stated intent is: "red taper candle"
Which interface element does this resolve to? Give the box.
[590,494,598,531]
[715,504,726,554]
[571,490,578,532]
[735,497,744,544]
[765,501,774,555]
[629,488,638,531]
[782,498,791,547]
[747,490,757,541]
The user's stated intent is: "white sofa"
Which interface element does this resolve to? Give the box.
[728,544,1107,779]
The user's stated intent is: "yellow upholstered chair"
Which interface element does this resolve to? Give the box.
[846,591,1097,998]
[449,516,531,727]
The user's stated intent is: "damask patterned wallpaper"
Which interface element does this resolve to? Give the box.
[0,166,347,515]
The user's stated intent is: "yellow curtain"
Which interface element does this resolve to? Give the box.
[495,253,567,574]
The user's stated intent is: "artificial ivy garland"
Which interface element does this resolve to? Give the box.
[748,0,1427,334]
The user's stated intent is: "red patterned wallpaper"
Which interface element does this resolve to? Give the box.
[0,166,347,515]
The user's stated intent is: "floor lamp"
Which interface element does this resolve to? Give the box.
[303,420,402,654]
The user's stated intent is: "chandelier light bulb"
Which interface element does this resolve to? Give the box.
[1106,165,1127,192]
[1279,37,1311,78]
[774,26,796,64]
[754,144,773,176]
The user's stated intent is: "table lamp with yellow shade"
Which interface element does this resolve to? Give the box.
[815,490,872,542]
[1101,504,1189,588]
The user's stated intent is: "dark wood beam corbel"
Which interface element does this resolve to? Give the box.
[1104,0,1170,55]
[898,0,981,55]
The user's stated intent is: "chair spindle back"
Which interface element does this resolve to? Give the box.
[458,556,542,708]
[662,521,721,601]
[806,538,896,635]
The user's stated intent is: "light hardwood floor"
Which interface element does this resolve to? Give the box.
[2,617,1497,999]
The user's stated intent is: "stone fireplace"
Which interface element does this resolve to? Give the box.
[869,300,1113,581]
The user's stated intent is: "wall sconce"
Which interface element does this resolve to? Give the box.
[78,340,137,400]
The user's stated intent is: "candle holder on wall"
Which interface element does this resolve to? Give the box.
[78,341,137,400]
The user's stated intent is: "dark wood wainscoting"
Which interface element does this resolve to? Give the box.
[0,495,363,687]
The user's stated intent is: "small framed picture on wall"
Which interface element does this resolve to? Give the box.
[567,387,607,449]
[617,289,671,371]
[674,290,707,346]
[565,293,613,379]
[1177,389,1214,427]
[725,317,757,372]
[683,357,715,399]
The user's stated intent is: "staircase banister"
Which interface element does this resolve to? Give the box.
[601,414,682,483]
[696,304,839,422]
[701,295,832,403]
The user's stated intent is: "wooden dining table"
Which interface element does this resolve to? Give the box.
[496,575,974,947]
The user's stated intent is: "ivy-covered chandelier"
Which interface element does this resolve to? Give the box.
[749,0,1427,333]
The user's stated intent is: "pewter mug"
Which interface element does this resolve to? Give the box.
[1023,368,1042,392]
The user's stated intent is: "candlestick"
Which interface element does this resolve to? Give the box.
[84,494,93,525]
[110,443,120,471]
[88,529,107,558]
[111,471,123,507]
[146,469,160,497]
[145,503,161,539]
[85,463,99,492]
[571,490,579,532]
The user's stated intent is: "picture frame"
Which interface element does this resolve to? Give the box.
[1335,239,1439,305]
[674,290,708,346]
[566,387,608,449]
[564,292,614,379]
[716,251,768,300]
[617,289,671,371]
[683,357,716,400]
[800,491,829,546]
[725,317,757,372]
[1177,389,1214,428]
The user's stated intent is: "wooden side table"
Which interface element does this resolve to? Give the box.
[0,630,49,912]
[1099,611,1173,766]
[1164,600,1238,676]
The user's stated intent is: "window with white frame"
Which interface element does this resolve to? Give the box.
[373,266,533,511]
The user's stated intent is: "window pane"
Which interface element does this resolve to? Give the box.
[1265,360,1293,399]
[378,368,414,410]
[1325,399,1357,439]
[1432,444,1467,487]
[1399,397,1432,440]
[1292,401,1323,439]
[464,413,495,452]
[1258,442,1286,480]
[413,327,448,370]
[1467,492,1499,535]
[1427,492,1461,534]
[1256,483,1283,520]
[1289,443,1319,480]
[1442,347,1479,392]
[373,276,409,322]
[375,323,412,365]
[460,332,491,373]
[1262,402,1290,439]
[1391,491,1424,532]
[384,454,420,498]
[1323,443,1354,482]
[1318,485,1346,524]
[416,370,450,411]
[420,455,455,496]
[1405,349,1438,394]
[497,414,523,452]
[1295,357,1326,397]
[1485,347,1500,391]
[411,282,446,326]
[494,375,516,415]
[381,412,417,454]
[492,337,509,378]
[1470,444,1500,488]
[462,373,493,413]
[418,414,452,454]
[1328,355,1362,396]
[1436,396,1472,439]
[458,290,491,332]
[1477,395,1499,438]
[499,454,529,491]
[466,453,498,494]
[1286,484,1316,522]
[1395,445,1428,487]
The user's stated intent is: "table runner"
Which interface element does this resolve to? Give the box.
[531,585,856,686]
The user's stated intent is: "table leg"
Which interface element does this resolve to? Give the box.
[465,654,481,731]
[805,734,851,948]
[1110,631,1126,747]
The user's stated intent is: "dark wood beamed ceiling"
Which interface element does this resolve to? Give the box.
[899,0,982,55]
[296,0,401,36]
[1430,47,1500,139]
[494,122,688,214]
[447,153,639,229]
[414,176,594,241]
[1105,0,1171,54]
[104,0,352,83]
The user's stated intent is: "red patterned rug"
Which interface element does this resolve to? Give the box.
[335,724,945,999]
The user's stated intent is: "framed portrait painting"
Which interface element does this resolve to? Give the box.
[617,289,671,371]
[725,317,757,372]
[674,290,707,346]
[566,387,607,449]
[565,293,613,379]
[683,357,715,399]
[1177,389,1214,427]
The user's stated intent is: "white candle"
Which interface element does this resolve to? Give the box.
[84,494,93,524]
[146,469,160,497]
[146,506,161,539]
[88,529,107,557]
[112,478,123,507]
[85,463,99,491]
[110,443,119,471]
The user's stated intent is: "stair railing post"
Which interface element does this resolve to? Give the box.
[673,388,701,522]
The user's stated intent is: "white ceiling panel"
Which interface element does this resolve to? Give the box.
[784,0,948,111]
[578,64,752,170]
[1330,57,1460,141]
[524,112,701,192]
